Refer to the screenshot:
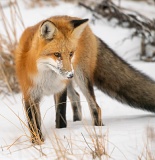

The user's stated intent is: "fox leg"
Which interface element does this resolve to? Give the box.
[67,82,82,121]
[75,75,102,126]
[25,98,44,144]
[54,89,67,128]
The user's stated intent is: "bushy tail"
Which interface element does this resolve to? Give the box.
[94,38,155,113]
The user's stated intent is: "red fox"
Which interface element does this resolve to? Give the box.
[15,15,155,144]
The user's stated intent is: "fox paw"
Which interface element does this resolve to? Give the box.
[73,114,82,121]
[94,120,104,126]
[31,136,44,145]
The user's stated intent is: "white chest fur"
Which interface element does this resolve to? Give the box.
[30,70,66,99]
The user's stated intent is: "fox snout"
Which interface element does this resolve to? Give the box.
[59,68,74,79]
[56,59,74,79]
[66,71,74,79]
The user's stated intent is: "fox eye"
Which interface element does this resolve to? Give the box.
[69,52,74,57]
[54,52,61,58]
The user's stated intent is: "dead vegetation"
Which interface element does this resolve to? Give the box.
[0,1,155,160]
[138,126,155,160]
[79,0,155,61]
[1,100,155,160]
[0,0,25,95]
[22,0,58,8]
[1,100,111,159]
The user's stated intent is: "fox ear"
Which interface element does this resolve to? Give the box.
[70,19,89,38]
[40,20,56,40]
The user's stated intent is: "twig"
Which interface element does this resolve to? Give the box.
[79,0,155,61]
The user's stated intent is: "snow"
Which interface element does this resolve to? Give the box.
[0,0,155,160]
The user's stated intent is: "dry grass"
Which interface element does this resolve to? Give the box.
[48,123,111,159]
[1,100,112,159]
[81,124,110,160]
[1,1,155,160]
[138,126,155,160]
[22,0,100,8]
[1,98,155,160]
[0,1,110,158]
[22,0,58,8]
[0,0,25,96]
[24,101,111,159]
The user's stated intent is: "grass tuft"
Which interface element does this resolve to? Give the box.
[0,0,24,96]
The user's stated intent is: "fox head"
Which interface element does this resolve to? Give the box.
[36,17,89,79]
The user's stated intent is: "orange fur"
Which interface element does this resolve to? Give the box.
[15,16,97,100]
[15,16,155,142]
[15,16,103,141]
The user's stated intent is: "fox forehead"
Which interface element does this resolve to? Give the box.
[34,15,89,61]
[48,16,77,32]
[40,37,76,55]
[37,16,84,53]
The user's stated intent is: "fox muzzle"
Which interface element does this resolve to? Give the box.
[66,71,74,79]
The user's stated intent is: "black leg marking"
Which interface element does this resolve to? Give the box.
[55,89,67,128]
[75,75,102,126]
[72,104,81,121]
[87,79,102,125]
[67,82,82,121]
[25,99,44,144]
[87,77,95,98]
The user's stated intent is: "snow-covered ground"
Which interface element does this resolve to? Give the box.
[0,0,155,159]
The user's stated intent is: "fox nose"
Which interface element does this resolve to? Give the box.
[67,72,74,79]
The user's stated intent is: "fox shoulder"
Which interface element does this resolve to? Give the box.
[16,23,41,54]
